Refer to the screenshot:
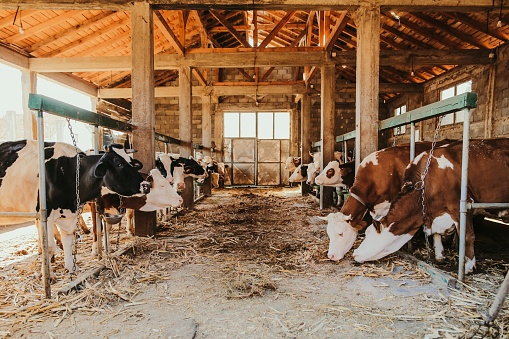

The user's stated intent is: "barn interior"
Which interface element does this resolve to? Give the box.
[0,0,509,337]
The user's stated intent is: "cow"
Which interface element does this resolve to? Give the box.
[289,164,309,182]
[0,140,149,276]
[156,153,208,190]
[322,141,451,261]
[304,162,319,186]
[284,157,301,172]
[353,138,509,274]
[92,168,183,255]
[205,160,230,188]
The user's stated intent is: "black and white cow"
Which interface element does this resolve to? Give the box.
[0,140,149,276]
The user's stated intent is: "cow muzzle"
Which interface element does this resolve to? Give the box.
[140,181,151,194]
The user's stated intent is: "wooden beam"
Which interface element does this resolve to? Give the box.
[443,12,509,42]
[210,10,252,48]
[98,83,308,98]
[356,4,379,167]
[260,67,275,82]
[0,0,506,11]
[324,11,349,51]
[73,30,130,57]
[132,1,156,237]
[7,10,79,44]
[28,49,494,72]
[408,12,492,49]
[155,11,185,55]
[192,68,207,86]
[179,66,194,209]
[320,63,335,209]
[258,11,296,48]
[253,11,258,47]
[0,10,36,30]
[28,11,115,53]
[382,14,464,49]
[381,24,432,49]
[40,16,130,58]
[237,68,255,82]
[305,66,319,86]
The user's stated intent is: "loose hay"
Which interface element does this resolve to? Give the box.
[1,187,508,338]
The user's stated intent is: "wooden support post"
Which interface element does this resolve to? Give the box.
[290,108,299,158]
[202,94,212,196]
[131,2,156,237]
[214,109,223,162]
[21,70,37,140]
[320,63,335,209]
[179,66,194,209]
[301,94,311,196]
[355,5,380,169]
[484,64,496,138]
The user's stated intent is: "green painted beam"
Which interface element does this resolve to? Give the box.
[312,140,322,148]
[28,93,132,132]
[327,92,478,145]
[155,133,181,145]
[379,92,477,130]
[335,130,356,142]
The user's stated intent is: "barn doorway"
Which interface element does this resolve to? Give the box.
[223,112,290,186]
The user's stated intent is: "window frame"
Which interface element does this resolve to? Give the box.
[393,104,407,136]
[439,79,472,126]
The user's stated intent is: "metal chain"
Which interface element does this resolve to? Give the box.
[66,118,83,275]
[414,115,443,261]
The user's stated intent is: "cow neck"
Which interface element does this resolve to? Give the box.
[349,192,366,207]
[340,193,368,224]
[78,154,108,203]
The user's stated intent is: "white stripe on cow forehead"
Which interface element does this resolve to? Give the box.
[434,155,454,169]
[111,147,132,164]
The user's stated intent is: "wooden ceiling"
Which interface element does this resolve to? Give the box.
[0,8,508,101]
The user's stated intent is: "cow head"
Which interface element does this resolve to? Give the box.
[94,144,149,196]
[315,160,355,187]
[144,169,183,209]
[353,186,422,263]
[289,164,308,182]
[306,162,319,185]
[321,212,359,261]
[284,157,301,172]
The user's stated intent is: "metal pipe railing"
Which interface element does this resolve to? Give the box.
[36,109,52,299]
[458,108,471,282]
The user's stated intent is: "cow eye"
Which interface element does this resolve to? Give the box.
[338,233,343,237]
[116,162,123,168]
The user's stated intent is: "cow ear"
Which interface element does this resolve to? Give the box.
[224,164,230,169]
[131,159,143,170]
[103,145,110,153]
[341,167,353,175]
[317,216,328,221]
[94,160,107,178]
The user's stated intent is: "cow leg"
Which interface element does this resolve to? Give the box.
[433,234,445,262]
[79,215,90,234]
[54,224,63,251]
[464,213,476,274]
[104,220,112,253]
[60,229,77,273]
[92,213,98,257]
[126,209,134,236]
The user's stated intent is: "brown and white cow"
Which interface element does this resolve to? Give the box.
[289,164,309,182]
[353,138,509,274]
[323,141,451,261]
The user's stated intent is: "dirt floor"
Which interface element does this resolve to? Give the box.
[1,187,508,338]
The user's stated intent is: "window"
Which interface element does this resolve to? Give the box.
[224,112,240,138]
[257,112,274,139]
[394,105,407,136]
[274,112,290,139]
[224,112,290,140]
[439,80,472,125]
